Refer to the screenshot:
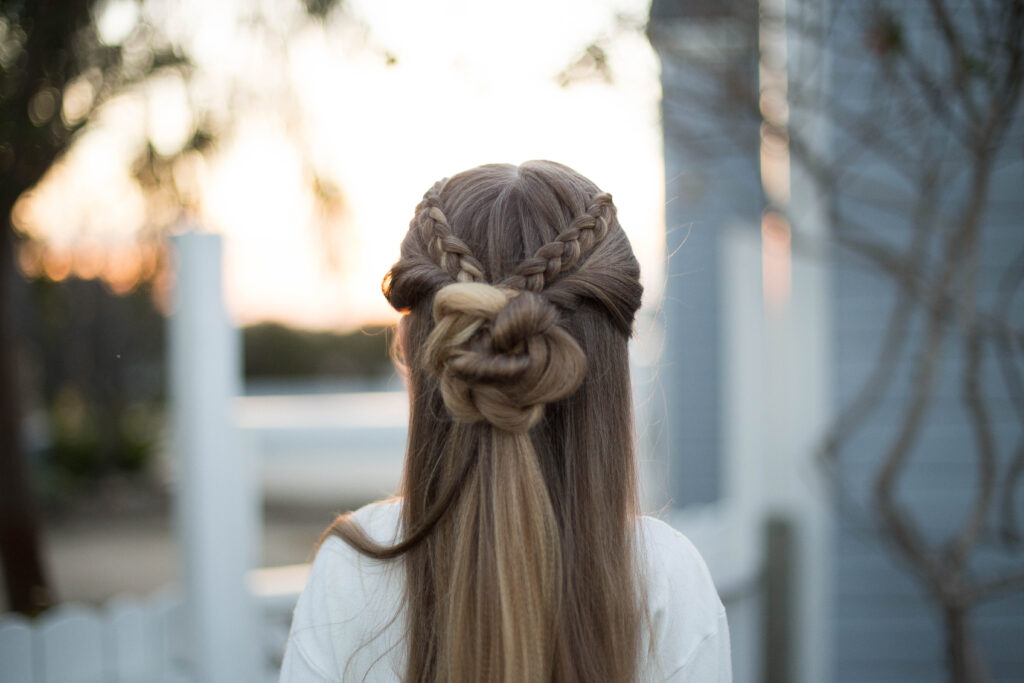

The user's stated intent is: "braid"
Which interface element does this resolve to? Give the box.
[502,192,615,292]
[417,186,486,283]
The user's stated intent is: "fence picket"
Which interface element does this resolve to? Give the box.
[1,579,298,683]
[149,589,191,682]
[106,596,154,683]
[37,605,104,683]
[0,614,34,683]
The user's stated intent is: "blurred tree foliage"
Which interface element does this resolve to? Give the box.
[0,0,188,615]
[26,276,164,484]
[0,0,345,615]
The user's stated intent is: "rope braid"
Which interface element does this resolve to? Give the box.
[500,192,615,292]
[417,184,486,284]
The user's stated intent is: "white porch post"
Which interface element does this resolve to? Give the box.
[779,1,834,679]
[719,222,768,683]
[169,231,257,682]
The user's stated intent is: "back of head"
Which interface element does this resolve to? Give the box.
[331,160,644,682]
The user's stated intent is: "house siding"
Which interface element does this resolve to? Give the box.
[824,1,1024,679]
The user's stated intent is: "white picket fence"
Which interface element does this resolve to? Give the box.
[0,592,193,683]
[0,565,307,683]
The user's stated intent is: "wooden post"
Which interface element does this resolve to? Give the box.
[169,231,257,682]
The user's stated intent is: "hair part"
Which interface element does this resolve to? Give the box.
[327,160,645,682]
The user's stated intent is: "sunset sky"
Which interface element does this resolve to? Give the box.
[17,0,664,331]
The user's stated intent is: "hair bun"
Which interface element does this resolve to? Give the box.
[424,282,586,432]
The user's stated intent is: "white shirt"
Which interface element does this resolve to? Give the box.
[280,499,731,682]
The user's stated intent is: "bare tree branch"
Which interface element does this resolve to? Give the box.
[818,163,939,469]
[995,243,1024,544]
[1000,439,1024,545]
[947,278,998,569]
[972,568,1024,603]
[650,2,1024,674]
[925,0,982,125]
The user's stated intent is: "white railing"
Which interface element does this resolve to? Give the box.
[239,391,406,505]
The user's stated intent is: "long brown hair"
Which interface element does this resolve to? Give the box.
[327,160,645,682]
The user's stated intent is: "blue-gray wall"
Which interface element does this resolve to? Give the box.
[649,0,764,506]
[651,1,1024,679]
[826,1,1024,679]
[833,241,1024,681]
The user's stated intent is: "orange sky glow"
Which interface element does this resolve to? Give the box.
[15,0,664,332]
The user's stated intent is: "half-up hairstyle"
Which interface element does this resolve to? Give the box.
[327,160,645,682]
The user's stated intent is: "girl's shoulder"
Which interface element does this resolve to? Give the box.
[282,499,407,681]
[324,497,404,549]
[636,515,731,680]
[637,514,724,616]
[302,497,405,605]
[637,515,717,589]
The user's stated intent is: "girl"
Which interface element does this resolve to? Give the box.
[280,161,730,682]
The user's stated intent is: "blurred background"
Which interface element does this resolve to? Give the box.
[0,0,1022,682]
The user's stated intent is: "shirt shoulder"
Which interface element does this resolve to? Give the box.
[346,497,403,544]
[638,516,732,681]
[280,499,406,682]
[639,515,720,605]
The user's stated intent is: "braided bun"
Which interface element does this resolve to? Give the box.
[423,282,585,432]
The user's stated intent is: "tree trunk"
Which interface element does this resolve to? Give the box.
[944,602,985,683]
[0,220,53,614]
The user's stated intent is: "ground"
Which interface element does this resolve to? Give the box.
[1,477,373,610]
